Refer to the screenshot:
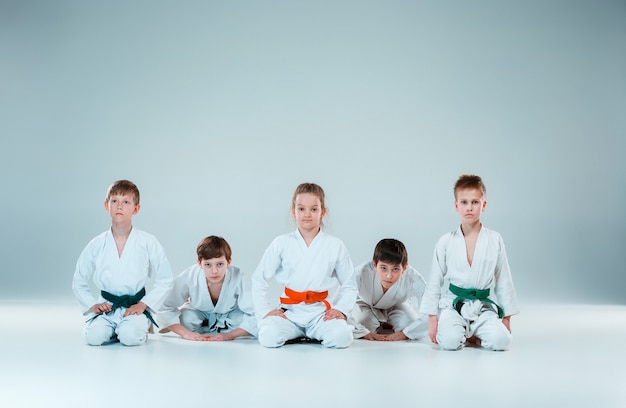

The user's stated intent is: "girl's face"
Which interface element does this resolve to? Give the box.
[292,193,326,233]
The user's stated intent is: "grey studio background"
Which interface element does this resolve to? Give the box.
[0,1,624,306]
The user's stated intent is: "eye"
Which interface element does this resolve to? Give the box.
[472,200,479,205]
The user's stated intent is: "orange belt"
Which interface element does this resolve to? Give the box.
[280,287,331,310]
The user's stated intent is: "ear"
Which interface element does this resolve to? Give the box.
[482,199,487,211]
[197,259,203,268]
[104,200,109,211]
[133,204,141,214]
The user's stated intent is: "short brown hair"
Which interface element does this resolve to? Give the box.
[454,174,486,200]
[372,238,408,267]
[196,236,232,262]
[291,183,326,210]
[105,180,140,205]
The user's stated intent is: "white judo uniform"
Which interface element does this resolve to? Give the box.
[72,228,173,346]
[251,229,358,348]
[156,264,257,337]
[420,226,519,351]
[348,262,428,340]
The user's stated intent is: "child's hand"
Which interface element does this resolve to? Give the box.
[363,333,386,341]
[428,315,438,344]
[323,308,346,321]
[204,333,235,342]
[265,309,287,319]
[90,303,112,314]
[502,316,511,333]
[182,332,210,341]
[123,302,148,318]
[379,332,409,341]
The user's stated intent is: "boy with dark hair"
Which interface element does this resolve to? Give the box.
[348,238,428,341]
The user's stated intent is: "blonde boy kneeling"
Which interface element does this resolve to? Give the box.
[421,175,519,351]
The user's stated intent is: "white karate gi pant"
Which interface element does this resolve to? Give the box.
[437,306,511,351]
[353,302,428,339]
[180,307,244,334]
[84,308,151,346]
[258,315,353,349]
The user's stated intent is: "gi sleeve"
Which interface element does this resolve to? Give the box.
[493,236,520,317]
[400,267,429,339]
[72,239,99,315]
[155,266,193,329]
[251,237,283,321]
[420,235,449,315]
[330,241,358,316]
[235,277,258,337]
[140,237,173,313]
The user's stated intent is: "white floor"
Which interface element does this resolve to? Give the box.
[1,302,625,408]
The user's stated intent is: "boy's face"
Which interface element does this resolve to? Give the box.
[373,261,406,291]
[454,188,486,223]
[198,256,231,285]
[104,194,140,223]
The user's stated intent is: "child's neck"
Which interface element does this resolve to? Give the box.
[207,280,223,305]
[110,221,133,239]
[298,227,321,246]
[460,221,481,267]
[460,220,482,236]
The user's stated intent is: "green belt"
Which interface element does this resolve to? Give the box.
[449,283,504,318]
[96,288,159,328]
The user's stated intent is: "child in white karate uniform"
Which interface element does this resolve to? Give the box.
[421,175,519,351]
[156,235,257,341]
[348,239,428,341]
[251,183,357,348]
[72,180,173,346]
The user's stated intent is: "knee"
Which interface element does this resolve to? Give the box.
[257,323,284,348]
[180,310,203,332]
[117,321,148,346]
[481,328,512,351]
[117,327,147,346]
[436,326,465,351]
[319,321,353,349]
[323,329,353,349]
[84,325,113,346]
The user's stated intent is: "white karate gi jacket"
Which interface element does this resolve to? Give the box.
[350,261,427,339]
[156,264,257,336]
[251,229,358,326]
[420,226,519,318]
[72,228,173,317]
